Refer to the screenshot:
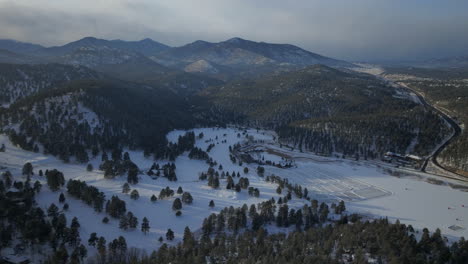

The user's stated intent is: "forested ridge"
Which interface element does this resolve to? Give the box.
[0,78,218,162]
[203,65,449,158]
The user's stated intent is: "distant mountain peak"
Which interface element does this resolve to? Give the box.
[140,38,155,42]
[64,37,109,48]
[224,37,248,43]
[190,40,212,46]
[80,36,99,41]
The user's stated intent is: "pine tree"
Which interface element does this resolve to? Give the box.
[48,203,59,218]
[276,186,282,194]
[59,193,66,203]
[213,176,220,188]
[335,200,346,214]
[123,152,130,161]
[182,192,193,204]
[122,183,130,194]
[22,162,33,177]
[166,229,175,241]
[127,212,138,229]
[3,171,12,188]
[151,194,158,202]
[68,217,81,247]
[71,217,80,229]
[177,186,183,194]
[86,163,93,172]
[54,244,69,264]
[209,200,215,208]
[127,166,139,184]
[173,198,182,210]
[130,189,139,200]
[319,203,329,223]
[257,166,265,176]
[106,196,126,218]
[141,217,150,235]
[77,244,87,262]
[97,237,106,261]
[46,169,65,191]
[119,214,129,230]
[88,232,98,247]
[226,176,234,189]
[183,226,195,248]
[33,180,42,192]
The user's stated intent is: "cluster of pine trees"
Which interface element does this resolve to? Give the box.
[99,150,140,183]
[188,147,210,160]
[66,179,106,212]
[267,174,309,200]
[147,162,178,181]
[45,169,66,191]
[0,172,89,263]
[153,132,196,161]
[105,196,127,218]
[158,186,175,200]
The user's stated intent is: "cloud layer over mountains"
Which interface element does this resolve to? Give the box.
[0,0,467,61]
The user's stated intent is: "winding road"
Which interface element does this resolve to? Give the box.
[396,82,465,180]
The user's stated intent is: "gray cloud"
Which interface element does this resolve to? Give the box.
[0,0,467,61]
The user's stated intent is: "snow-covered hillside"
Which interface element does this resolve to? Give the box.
[1,127,467,260]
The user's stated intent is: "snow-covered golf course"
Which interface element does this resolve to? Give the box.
[1,127,467,257]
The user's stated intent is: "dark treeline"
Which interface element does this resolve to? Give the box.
[85,202,468,264]
[276,107,449,159]
[67,179,106,212]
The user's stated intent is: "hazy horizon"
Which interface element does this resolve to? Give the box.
[1,0,467,62]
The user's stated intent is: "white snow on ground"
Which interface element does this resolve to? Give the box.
[0,127,300,258]
[1,126,468,259]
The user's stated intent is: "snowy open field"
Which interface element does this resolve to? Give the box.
[1,126,468,258]
[240,137,468,240]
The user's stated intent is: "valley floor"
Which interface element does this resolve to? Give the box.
[1,127,468,260]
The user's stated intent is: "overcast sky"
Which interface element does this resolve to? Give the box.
[0,0,467,61]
